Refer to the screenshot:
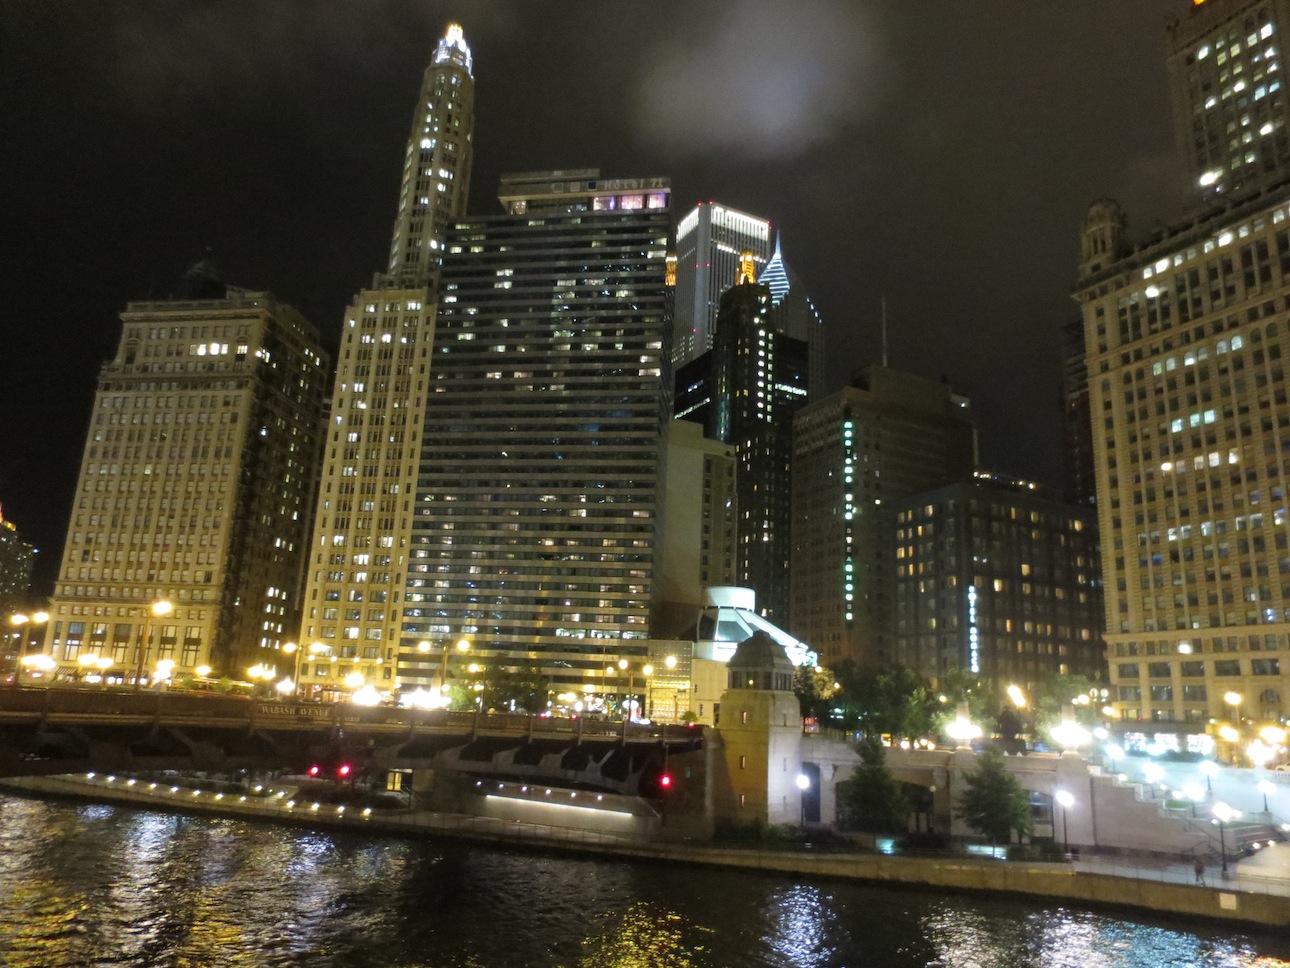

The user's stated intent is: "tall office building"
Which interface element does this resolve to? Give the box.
[43,262,328,682]
[1074,189,1290,742]
[1076,1,1290,750]
[297,24,474,698]
[892,474,1103,691]
[675,255,810,623]
[1167,0,1290,203]
[758,236,826,395]
[672,202,773,368]
[403,170,672,695]
[791,366,975,668]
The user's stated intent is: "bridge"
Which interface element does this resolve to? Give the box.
[0,687,706,798]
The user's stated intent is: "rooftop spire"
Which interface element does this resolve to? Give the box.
[434,23,473,77]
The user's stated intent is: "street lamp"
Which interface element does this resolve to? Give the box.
[132,599,173,691]
[1212,801,1241,877]
[1247,739,1274,770]
[247,663,276,696]
[95,655,113,688]
[153,659,175,689]
[1050,705,1092,755]
[945,702,981,749]
[1105,743,1124,775]
[10,611,49,684]
[441,639,470,691]
[643,663,654,720]
[77,652,99,683]
[1258,779,1275,813]
[1199,759,1219,793]
[1054,789,1074,855]
[796,772,811,826]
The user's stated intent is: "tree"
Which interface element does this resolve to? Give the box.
[793,664,837,722]
[956,747,1033,846]
[836,735,909,834]
[829,662,940,742]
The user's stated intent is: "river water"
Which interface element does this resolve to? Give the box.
[1,794,1289,968]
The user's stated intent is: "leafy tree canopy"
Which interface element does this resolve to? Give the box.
[956,747,1033,845]
[836,734,909,835]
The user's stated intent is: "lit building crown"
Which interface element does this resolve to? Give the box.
[435,23,473,76]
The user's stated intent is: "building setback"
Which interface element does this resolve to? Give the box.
[297,23,474,698]
[892,474,1103,691]
[791,366,975,669]
[403,170,672,695]
[43,263,328,682]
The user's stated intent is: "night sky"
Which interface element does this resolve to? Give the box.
[2,1,1188,594]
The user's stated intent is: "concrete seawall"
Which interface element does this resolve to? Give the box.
[5,774,1288,930]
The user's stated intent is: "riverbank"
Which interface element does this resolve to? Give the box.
[5,773,1289,930]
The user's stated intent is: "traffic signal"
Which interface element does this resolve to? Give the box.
[659,773,672,789]
[337,763,352,779]
[308,764,321,777]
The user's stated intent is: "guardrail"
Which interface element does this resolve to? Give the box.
[0,686,705,746]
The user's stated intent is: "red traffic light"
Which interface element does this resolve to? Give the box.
[337,763,352,778]
[308,765,321,777]
[659,773,672,788]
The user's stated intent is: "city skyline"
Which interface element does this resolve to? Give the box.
[3,1,1183,591]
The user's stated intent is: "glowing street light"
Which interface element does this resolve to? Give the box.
[945,702,981,748]
[1199,759,1219,793]
[1247,740,1274,770]
[1212,801,1241,876]
[1258,779,1275,813]
[1260,725,1287,746]
[1006,684,1027,709]
[1054,789,1074,855]
[132,599,173,691]
[1050,705,1091,753]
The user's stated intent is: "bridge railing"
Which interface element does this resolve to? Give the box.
[0,687,704,745]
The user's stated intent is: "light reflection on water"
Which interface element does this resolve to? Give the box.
[0,794,1288,968]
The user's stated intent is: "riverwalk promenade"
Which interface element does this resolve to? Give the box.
[4,772,1289,930]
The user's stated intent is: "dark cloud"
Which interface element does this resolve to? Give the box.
[634,0,883,158]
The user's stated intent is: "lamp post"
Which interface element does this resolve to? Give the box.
[10,611,49,685]
[1199,759,1218,794]
[95,656,113,689]
[132,600,173,692]
[1054,789,1074,855]
[796,772,811,827]
[1258,779,1274,813]
[441,639,469,691]
[643,664,654,720]
[1212,801,1240,877]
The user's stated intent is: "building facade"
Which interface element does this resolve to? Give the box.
[297,23,474,698]
[43,265,328,684]
[892,474,1103,691]
[1167,0,1290,204]
[678,263,810,624]
[402,170,672,697]
[672,202,773,368]
[791,366,975,669]
[1074,187,1290,744]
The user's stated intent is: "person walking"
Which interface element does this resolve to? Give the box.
[1193,857,1206,885]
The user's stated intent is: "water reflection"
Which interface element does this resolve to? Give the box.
[1,794,1289,968]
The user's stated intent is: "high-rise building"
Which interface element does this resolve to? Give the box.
[402,170,672,696]
[1167,0,1290,203]
[1061,316,1098,505]
[791,366,975,668]
[758,235,826,395]
[892,473,1103,691]
[43,261,328,683]
[298,24,474,698]
[1074,187,1290,743]
[672,202,773,368]
[0,506,35,618]
[654,419,738,635]
[1075,1,1290,751]
[675,254,810,623]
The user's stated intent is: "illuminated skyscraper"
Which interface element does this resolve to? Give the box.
[676,254,810,623]
[298,24,474,697]
[1168,0,1290,202]
[672,202,773,368]
[0,506,35,617]
[403,170,671,695]
[43,261,329,682]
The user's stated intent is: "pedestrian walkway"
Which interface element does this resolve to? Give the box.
[1065,844,1290,898]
